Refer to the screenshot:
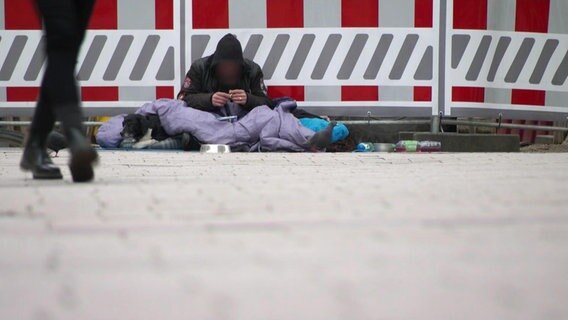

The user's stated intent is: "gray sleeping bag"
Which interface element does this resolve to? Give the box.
[96,99,316,152]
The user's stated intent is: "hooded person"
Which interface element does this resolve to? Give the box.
[177,34,273,114]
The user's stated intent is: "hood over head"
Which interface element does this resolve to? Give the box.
[211,34,244,67]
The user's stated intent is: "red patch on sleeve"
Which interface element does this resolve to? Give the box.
[183,76,192,89]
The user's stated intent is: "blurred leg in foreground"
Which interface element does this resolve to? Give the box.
[20,0,98,182]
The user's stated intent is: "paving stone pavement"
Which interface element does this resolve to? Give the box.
[0,148,567,320]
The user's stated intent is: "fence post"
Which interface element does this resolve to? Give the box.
[432,0,447,133]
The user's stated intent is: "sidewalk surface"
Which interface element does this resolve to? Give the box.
[1,148,567,320]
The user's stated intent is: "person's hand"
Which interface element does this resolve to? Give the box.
[229,90,248,105]
[212,92,231,107]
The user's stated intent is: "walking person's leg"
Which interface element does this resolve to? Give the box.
[19,1,78,180]
[21,0,98,182]
[20,90,62,179]
[75,0,96,35]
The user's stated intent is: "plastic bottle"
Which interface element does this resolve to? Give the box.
[395,140,442,152]
[395,140,419,152]
[355,143,375,152]
[418,141,442,152]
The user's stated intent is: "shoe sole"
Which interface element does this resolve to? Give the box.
[69,149,99,183]
[33,172,63,180]
[20,161,64,180]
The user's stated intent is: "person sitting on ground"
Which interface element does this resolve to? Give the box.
[95,34,349,151]
[177,34,271,116]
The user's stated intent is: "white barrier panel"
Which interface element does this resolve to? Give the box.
[0,0,439,118]
[187,28,435,87]
[0,30,180,87]
[0,0,182,116]
[445,0,568,121]
[3,0,566,121]
[186,28,438,117]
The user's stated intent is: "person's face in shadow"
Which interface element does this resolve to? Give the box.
[215,61,242,90]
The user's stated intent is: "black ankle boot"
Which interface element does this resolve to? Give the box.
[65,128,99,183]
[20,136,63,180]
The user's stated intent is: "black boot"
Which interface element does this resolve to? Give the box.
[20,136,63,180]
[65,128,98,183]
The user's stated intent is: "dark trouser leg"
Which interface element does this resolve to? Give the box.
[43,49,84,132]
[25,0,98,182]
[28,92,56,146]
[33,0,95,133]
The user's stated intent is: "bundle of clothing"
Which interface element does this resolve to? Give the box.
[119,114,172,149]
[96,98,349,152]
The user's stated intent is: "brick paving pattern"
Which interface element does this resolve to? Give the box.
[1,149,567,319]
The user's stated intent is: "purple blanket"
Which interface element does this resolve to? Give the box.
[96,99,316,152]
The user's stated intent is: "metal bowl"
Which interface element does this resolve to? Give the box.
[373,143,395,153]
[200,144,232,154]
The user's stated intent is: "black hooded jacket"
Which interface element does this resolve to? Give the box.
[177,34,273,112]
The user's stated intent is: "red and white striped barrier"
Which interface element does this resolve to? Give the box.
[0,0,180,116]
[0,0,566,125]
[446,0,568,124]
